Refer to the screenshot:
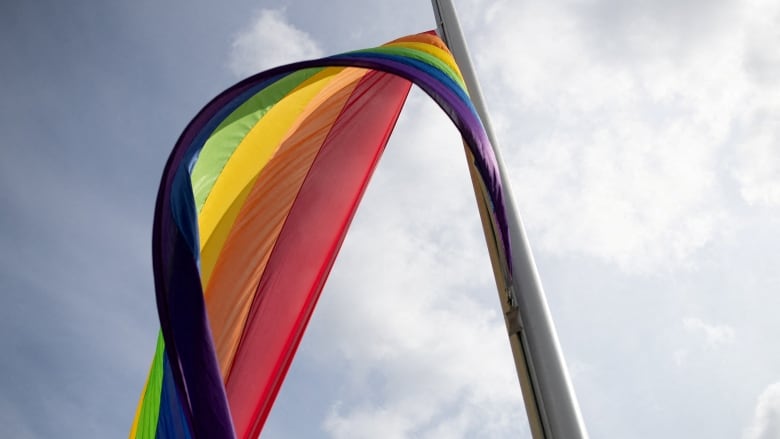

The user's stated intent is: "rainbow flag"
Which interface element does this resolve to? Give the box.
[130,32,508,439]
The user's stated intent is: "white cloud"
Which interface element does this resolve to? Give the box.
[672,348,689,367]
[683,317,736,348]
[242,1,780,438]
[744,382,780,439]
[449,0,780,273]
[228,9,323,77]
[731,0,780,207]
[734,124,780,206]
[741,0,780,87]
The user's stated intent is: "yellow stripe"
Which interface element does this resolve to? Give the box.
[197,68,344,284]
[128,366,151,438]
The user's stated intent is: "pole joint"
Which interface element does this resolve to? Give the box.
[505,306,523,335]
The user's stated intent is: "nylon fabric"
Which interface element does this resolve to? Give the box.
[191,69,322,210]
[224,70,411,439]
[388,32,449,51]
[156,353,193,439]
[130,333,164,439]
[382,41,464,85]
[351,45,465,89]
[134,32,510,439]
[198,68,349,284]
[203,68,366,377]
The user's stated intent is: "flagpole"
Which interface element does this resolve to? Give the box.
[430,1,588,437]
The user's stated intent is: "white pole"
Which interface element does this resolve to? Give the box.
[430,1,589,437]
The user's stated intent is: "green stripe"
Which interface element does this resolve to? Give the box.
[134,333,165,439]
[349,46,466,90]
[190,68,324,211]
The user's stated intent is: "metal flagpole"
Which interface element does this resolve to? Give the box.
[430,1,589,437]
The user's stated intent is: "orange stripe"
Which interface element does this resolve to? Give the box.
[387,32,451,52]
[225,70,412,439]
[204,68,368,378]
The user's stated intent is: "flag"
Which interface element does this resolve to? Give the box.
[130,32,508,439]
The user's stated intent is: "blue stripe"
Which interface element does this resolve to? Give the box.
[156,352,193,439]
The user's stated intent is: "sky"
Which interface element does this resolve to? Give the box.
[1,0,780,438]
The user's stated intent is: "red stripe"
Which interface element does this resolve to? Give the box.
[224,70,412,439]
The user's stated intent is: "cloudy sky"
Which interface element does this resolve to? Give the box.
[2,0,780,437]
